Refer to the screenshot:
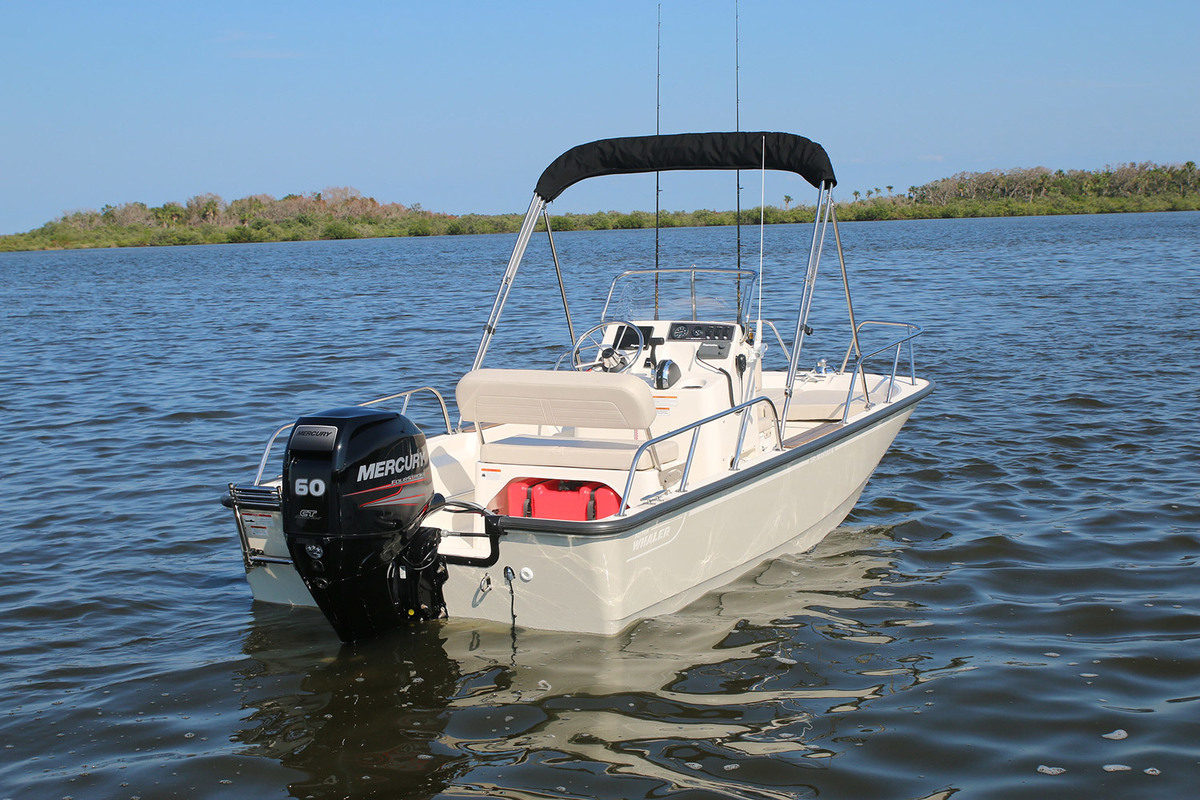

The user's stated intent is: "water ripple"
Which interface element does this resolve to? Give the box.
[2,214,1199,798]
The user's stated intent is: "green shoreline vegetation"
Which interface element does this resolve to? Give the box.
[3,161,1197,252]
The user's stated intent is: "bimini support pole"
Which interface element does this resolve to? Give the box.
[470,194,545,374]
[542,207,576,348]
[780,182,833,426]
[831,202,863,372]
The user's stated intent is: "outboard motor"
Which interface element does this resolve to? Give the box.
[282,406,445,643]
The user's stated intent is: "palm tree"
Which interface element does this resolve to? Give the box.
[783,194,793,210]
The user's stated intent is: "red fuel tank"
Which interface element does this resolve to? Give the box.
[504,478,621,520]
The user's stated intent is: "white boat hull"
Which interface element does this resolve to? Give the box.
[441,404,914,634]
[237,396,920,635]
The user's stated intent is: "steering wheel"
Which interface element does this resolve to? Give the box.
[570,321,646,373]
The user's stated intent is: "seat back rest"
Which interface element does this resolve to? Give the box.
[456,369,656,429]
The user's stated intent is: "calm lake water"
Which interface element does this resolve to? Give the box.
[2,212,1199,799]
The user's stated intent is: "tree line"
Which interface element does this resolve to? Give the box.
[2,161,1197,252]
[827,160,1200,221]
[912,160,1199,204]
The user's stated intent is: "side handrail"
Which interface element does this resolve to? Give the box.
[616,395,783,517]
[252,423,296,486]
[839,321,922,423]
[250,386,453,485]
[760,319,790,359]
[360,386,454,433]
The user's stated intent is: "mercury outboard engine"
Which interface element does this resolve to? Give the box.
[282,406,445,643]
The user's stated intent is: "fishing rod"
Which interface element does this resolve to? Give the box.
[735,0,743,317]
[654,2,661,319]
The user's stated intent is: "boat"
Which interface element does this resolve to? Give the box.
[224,131,933,642]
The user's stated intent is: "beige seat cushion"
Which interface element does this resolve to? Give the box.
[458,369,677,471]
[457,368,657,429]
[480,435,679,471]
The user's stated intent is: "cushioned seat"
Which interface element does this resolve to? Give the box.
[456,368,677,472]
[457,368,657,428]
[481,434,679,471]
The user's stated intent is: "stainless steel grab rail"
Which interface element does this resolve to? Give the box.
[838,321,922,423]
[616,395,783,517]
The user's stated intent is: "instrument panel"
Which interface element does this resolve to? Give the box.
[667,322,736,342]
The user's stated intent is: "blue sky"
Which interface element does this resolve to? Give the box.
[2,0,1197,234]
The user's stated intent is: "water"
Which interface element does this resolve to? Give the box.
[2,213,1199,799]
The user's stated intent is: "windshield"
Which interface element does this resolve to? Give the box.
[600,268,758,323]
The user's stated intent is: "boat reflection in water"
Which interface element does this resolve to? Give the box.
[232,524,972,799]
[233,615,464,798]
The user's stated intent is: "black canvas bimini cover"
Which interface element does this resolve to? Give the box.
[534,131,836,202]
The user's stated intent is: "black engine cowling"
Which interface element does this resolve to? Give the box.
[282,406,446,643]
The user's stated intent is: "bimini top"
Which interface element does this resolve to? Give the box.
[534,131,836,202]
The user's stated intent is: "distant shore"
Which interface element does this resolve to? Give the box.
[3,161,1196,252]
